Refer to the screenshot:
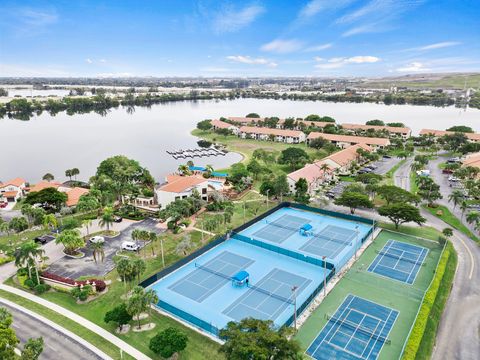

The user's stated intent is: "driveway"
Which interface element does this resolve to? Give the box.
[47,218,163,279]
[0,301,103,360]
[371,156,401,175]
[0,208,21,222]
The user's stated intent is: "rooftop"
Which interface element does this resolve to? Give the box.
[287,163,331,183]
[342,123,411,134]
[240,126,305,138]
[318,143,372,167]
[159,175,208,193]
[228,117,263,124]
[307,132,390,146]
[420,129,480,141]
[0,177,27,188]
[211,119,237,129]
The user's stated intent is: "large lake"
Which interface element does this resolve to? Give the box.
[1,98,478,183]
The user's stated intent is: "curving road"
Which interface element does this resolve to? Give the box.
[0,299,104,360]
[394,156,480,359]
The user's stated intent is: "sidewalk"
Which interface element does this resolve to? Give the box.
[0,284,151,360]
[0,297,112,360]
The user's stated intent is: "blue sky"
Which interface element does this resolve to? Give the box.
[0,0,479,77]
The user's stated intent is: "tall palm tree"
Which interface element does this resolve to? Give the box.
[131,258,146,284]
[466,211,480,229]
[177,164,190,176]
[460,201,468,220]
[83,219,93,236]
[100,207,114,233]
[14,241,45,284]
[55,229,85,255]
[144,288,159,316]
[148,232,157,256]
[116,258,133,292]
[205,164,214,174]
[448,190,464,210]
[91,241,105,264]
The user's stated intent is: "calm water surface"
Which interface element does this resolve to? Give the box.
[1,98,478,182]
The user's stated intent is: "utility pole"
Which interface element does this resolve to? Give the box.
[291,285,298,331]
[266,189,270,206]
[243,200,246,224]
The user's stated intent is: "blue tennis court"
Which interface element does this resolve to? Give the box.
[223,268,311,322]
[306,295,398,360]
[253,214,310,244]
[300,225,358,259]
[367,240,428,284]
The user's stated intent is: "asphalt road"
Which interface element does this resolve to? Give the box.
[0,300,102,360]
[425,156,480,360]
[393,155,480,359]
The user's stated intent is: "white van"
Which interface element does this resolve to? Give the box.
[121,241,140,251]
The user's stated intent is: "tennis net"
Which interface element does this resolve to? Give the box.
[247,284,294,304]
[194,263,233,281]
[375,250,426,266]
[265,220,300,232]
[311,232,353,246]
[327,315,391,344]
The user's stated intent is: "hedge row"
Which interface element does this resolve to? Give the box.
[41,271,106,292]
[401,242,455,360]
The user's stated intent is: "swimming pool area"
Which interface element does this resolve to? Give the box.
[144,204,375,337]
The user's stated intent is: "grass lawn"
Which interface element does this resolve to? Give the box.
[410,170,418,194]
[0,228,49,253]
[422,204,480,244]
[0,289,134,360]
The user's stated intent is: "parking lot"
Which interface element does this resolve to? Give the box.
[47,218,163,279]
[362,156,401,176]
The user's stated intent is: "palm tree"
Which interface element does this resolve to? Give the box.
[186,160,194,167]
[65,169,73,181]
[177,164,190,176]
[116,258,133,292]
[158,235,165,268]
[42,214,58,231]
[14,241,45,284]
[71,168,80,181]
[466,211,480,229]
[460,201,468,220]
[205,164,214,174]
[100,207,114,233]
[448,190,464,210]
[148,232,157,256]
[91,241,105,264]
[127,286,148,329]
[55,229,84,256]
[83,219,93,237]
[131,258,146,284]
[144,288,159,316]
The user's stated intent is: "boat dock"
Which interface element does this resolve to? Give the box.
[166,147,227,159]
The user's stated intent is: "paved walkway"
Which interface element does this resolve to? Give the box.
[0,284,151,360]
[0,297,110,360]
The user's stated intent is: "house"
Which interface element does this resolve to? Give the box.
[210,120,240,135]
[306,132,390,149]
[286,144,372,194]
[155,175,225,209]
[287,163,334,194]
[315,144,373,174]
[341,123,411,139]
[462,152,480,169]
[227,117,264,125]
[419,129,480,142]
[0,178,27,203]
[276,119,334,130]
[29,181,89,207]
[239,126,306,143]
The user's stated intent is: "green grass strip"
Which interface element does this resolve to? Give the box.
[423,205,480,244]
[401,241,456,360]
[384,158,406,185]
[0,289,131,360]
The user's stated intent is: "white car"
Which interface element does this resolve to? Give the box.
[89,236,105,244]
[121,241,140,251]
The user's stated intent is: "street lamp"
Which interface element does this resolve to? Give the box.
[266,189,270,206]
[291,285,298,331]
[354,225,359,261]
[322,256,327,297]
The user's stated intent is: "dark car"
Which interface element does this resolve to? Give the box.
[442,169,454,174]
[0,202,7,208]
[113,215,123,223]
[383,155,392,159]
[34,235,55,244]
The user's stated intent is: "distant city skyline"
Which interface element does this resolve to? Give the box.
[0,0,479,77]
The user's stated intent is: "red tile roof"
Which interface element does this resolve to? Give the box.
[65,187,90,207]
[317,144,372,167]
[287,163,332,183]
[307,132,390,146]
[29,181,62,193]
[29,181,89,207]
[228,117,263,124]
[3,191,19,198]
[342,123,411,134]
[278,119,333,128]
[420,129,480,141]
[240,126,305,138]
[0,178,26,188]
[159,175,207,193]
[211,119,237,129]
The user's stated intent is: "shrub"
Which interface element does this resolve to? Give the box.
[24,279,36,290]
[34,283,50,295]
[149,327,188,358]
[17,268,28,276]
[167,220,175,230]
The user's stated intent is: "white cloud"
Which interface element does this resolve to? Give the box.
[304,43,333,52]
[99,59,107,63]
[213,4,265,33]
[261,39,303,54]
[298,0,355,19]
[342,24,379,37]
[96,72,133,78]
[315,55,380,69]
[227,55,277,67]
[0,63,70,77]
[396,62,429,72]
[19,8,58,27]
[418,41,461,51]
[85,58,93,64]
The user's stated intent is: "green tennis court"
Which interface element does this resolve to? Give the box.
[296,229,444,360]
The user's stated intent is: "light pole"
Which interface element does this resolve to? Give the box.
[322,256,327,297]
[243,200,246,224]
[354,225,359,261]
[266,189,270,206]
[291,285,298,331]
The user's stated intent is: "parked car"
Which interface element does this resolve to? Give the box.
[0,202,7,208]
[383,155,392,159]
[113,215,123,223]
[448,176,460,182]
[34,235,55,244]
[358,168,372,174]
[122,241,140,251]
[447,157,461,163]
[89,236,105,244]
[442,169,454,174]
